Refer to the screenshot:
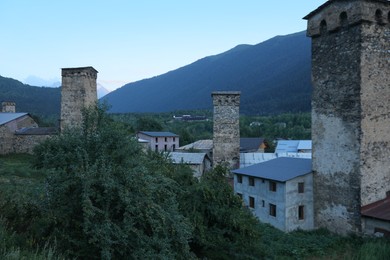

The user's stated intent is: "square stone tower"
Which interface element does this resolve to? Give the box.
[2,102,16,113]
[212,91,240,170]
[60,66,98,131]
[305,0,390,234]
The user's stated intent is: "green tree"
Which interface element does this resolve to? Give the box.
[33,104,193,259]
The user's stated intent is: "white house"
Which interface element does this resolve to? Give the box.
[232,157,313,232]
[136,131,179,152]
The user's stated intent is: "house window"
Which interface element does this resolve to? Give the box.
[262,200,265,207]
[173,137,176,142]
[298,205,305,220]
[165,137,167,142]
[249,177,255,186]
[298,182,304,193]
[155,137,158,143]
[249,196,255,208]
[164,144,167,151]
[269,203,276,217]
[269,181,277,192]
[172,144,176,151]
[237,175,242,183]
[155,145,158,152]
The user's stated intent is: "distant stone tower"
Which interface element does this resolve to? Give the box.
[2,101,16,113]
[305,0,390,234]
[212,91,240,170]
[60,67,98,131]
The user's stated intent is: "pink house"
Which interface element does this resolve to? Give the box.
[137,131,179,152]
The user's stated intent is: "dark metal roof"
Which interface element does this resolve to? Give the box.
[361,195,390,221]
[232,157,312,182]
[15,127,58,135]
[138,131,178,137]
[240,138,266,152]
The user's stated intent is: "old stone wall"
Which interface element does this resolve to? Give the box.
[212,91,240,170]
[0,126,14,154]
[306,0,390,234]
[60,67,98,131]
[12,134,53,154]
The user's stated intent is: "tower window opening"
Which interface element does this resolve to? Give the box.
[375,9,383,24]
[340,12,348,28]
[320,20,327,35]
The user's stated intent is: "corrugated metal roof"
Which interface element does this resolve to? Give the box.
[233,157,312,182]
[240,152,312,168]
[0,113,28,125]
[177,139,213,150]
[275,140,312,153]
[361,196,390,221]
[169,152,208,165]
[138,131,178,137]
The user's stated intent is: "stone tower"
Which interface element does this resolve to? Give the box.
[2,101,16,113]
[212,91,240,170]
[305,0,390,234]
[60,66,98,131]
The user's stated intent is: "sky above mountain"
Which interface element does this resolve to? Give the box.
[0,0,326,91]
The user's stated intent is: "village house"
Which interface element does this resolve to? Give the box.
[136,131,179,152]
[233,157,313,232]
[275,140,312,154]
[0,102,57,154]
[169,152,212,178]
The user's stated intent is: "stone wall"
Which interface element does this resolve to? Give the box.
[212,91,240,170]
[13,134,53,154]
[60,67,98,131]
[306,0,390,234]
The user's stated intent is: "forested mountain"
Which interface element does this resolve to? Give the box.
[103,31,312,115]
[0,76,61,118]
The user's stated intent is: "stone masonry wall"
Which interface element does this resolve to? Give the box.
[60,67,98,131]
[212,91,240,170]
[306,0,390,234]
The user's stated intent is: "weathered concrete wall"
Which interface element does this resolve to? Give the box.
[306,0,390,234]
[60,67,98,131]
[212,91,240,170]
[285,174,314,231]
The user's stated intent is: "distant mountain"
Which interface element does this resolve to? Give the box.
[102,31,312,115]
[97,83,111,98]
[0,76,61,118]
[24,75,61,88]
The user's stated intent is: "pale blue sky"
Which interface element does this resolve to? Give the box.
[0,0,326,90]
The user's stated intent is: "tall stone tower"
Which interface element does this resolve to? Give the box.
[305,0,390,234]
[60,66,98,131]
[212,91,240,170]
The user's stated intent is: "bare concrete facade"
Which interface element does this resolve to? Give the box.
[305,0,390,234]
[60,67,98,131]
[212,91,240,170]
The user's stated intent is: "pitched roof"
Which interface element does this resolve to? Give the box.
[232,157,312,182]
[361,195,390,221]
[0,113,29,126]
[169,152,209,165]
[275,140,312,153]
[240,137,265,152]
[138,131,178,137]
[177,139,213,150]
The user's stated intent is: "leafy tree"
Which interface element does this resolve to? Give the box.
[33,104,193,259]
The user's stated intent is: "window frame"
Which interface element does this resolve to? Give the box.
[237,175,242,184]
[298,182,305,193]
[249,196,255,208]
[269,181,277,192]
[249,176,255,186]
[298,205,305,220]
[269,203,276,217]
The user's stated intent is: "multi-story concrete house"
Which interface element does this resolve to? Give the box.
[137,131,179,152]
[233,157,313,232]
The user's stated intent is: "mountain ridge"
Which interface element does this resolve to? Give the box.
[102,31,312,114]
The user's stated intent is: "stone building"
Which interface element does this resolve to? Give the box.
[60,66,98,131]
[305,0,390,235]
[212,91,240,170]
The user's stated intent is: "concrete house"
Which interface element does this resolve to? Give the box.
[137,131,179,152]
[232,157,313,232]
[169,152,212,178]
